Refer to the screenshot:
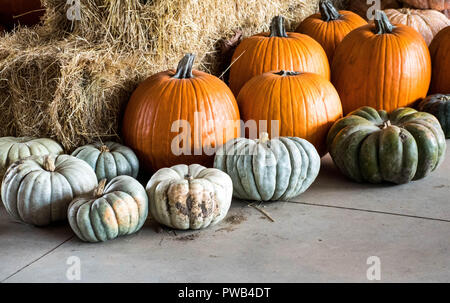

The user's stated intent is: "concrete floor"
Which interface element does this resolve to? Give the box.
[1,150,449,283]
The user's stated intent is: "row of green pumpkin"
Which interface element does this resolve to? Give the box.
[0,135,318,242]
[0,99,447,243]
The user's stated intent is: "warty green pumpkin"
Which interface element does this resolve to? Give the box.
[1,155,98,226]
[71,141,139,182]
[146,164,232,230]
[0,136,63,180]
[214,133,320,201]
[418,94,450,138]
[68,176,148,243]
[327,106,446,184]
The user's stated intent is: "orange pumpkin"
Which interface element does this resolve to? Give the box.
[122,54,241,172]
[229,16,330,96]
[296,0,367,63]
[0,0,43,29]
[384,8,450,45]
[237,71,343,156]
[429,26,450,94]
[331,11,431,114]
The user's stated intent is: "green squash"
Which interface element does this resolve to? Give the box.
[1,155,98,226]
[417,94,450,138]
[214,133,320,201]
[0,137,63,179]
[71,141,139,182]
[68,176,148,243]
[327,106,446,184]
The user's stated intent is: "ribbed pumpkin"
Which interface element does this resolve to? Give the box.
[71,142,139,182]
[296,0,367,63]
[0,0,43,29]
[214,133,320,201]
[229,15,330,96]
[327,106,446,184]
[429,26,450,94]
[122,54,240,173]
[417,94,450,138]
[237,71,343,155]
[146,164,232,230]
[399,0,449,10]
[1,155,98,226]
[332,11,432,114]
[384,9,450,45]
[68,176,148,243]
[0,137,63,180]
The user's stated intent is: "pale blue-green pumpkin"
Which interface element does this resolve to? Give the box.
[71,141,139,182]
[146,164,233,230]
[68,176,148,243]
[214,133,321,201]
[1,155,98,226]
[0,136,63,179]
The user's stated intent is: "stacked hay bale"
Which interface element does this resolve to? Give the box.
[0,0,346,150]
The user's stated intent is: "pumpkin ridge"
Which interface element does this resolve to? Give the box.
[69,199,90,242]
[107,192,132,236]
[89,200,107,241]
[7,168,36,222]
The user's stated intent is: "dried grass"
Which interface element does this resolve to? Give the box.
[0,0,347,150]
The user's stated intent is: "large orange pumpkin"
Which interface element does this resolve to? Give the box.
[122,54,241,172]
[429,26,450,94]
[296,0,367,63]
[0,0,43,29]
[331,11,431,114]
[229,16,330,96]
[237,71,343,156]
[384,8,450,45]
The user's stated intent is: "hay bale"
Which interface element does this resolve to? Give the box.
[0,0,346,150]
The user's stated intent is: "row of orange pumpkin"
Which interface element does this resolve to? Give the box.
[122,8,450,173]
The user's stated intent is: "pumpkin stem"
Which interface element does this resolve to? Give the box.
[274,70,300,77]
[269,16,288,38]
[382,120,392,129]
[43,155,56,172]
[319,0,341,21]
[100,145,110,153]
[94,179,107,198]
[374,10,395,34]
[259,132,270,144]
[172,53,196,79]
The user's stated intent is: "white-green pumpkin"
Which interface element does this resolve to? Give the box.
[1,155,98,226]
[146,164,233,230]
[68,176,148,243]
[71,141,139,182]
[214,133,320,201]
[0,137,63,179]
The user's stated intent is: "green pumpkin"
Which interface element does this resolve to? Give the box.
[71,141,139,182]
[214,133,320,201]
[417,94,450,138]
[327,106,446,184]
[1,155,98,226]
[68,176,148,243]
[146,164,232,230]
[0,137,63,179]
